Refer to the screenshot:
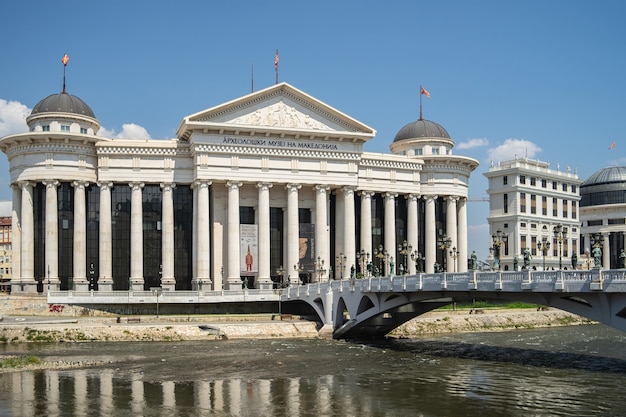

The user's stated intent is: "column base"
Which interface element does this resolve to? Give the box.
[258,281,273,290]
[226,281,242,290]
[74,282,90,292]
[10,281,39,294]
[129,278,144,291]
[98,282,113,292]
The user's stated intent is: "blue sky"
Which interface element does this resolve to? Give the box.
[1,1,624,261]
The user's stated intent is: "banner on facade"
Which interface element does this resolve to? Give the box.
[299,223,315,273]
[240,224,258,275]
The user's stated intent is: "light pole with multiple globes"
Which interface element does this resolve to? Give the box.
[315,257,326,282]
[335,253,347,280]
[438,235,451,272]
[356,249,370,277]
[449,247,459,272]
[398,240,412,274]
[537,236,550,270]
[374,244,386,277]
[276,265,286,287]
[553,224,567,269]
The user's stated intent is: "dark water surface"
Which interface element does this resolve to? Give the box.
[1,324,625,416]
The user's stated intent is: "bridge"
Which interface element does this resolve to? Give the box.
[281,269,626,339]
[46,269,626,339]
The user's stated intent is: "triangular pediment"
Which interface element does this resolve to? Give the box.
[177,83,376,141]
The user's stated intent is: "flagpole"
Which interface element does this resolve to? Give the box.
[251,64,254,93]
[419,85,423,120]
[275,49,279,85]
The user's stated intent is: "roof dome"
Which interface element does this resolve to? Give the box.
[31,91,95,118]
[393,119,450,142]
[581,166,626,187]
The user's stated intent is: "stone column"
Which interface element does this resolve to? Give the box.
[603,233,611,269]
[343,186,357,277]
[257,182,273,289]
[73,181,89,291]
[424,195,437,273]
[360,191,374,260]
[194,181,212,289]
[43,180,59,291]
[226,181,242,289]
[19,181,36,292]
[11,185,21,291]
[98,182,113,291]
[457,198,468,272]
[129,182,145,290]
[446,197,458,272]
[286,183,301,285]
[407,193,419,274]
[384,192,397,275]
[315,185,330,282]
[335,190,345,274]
[161,183,176,291]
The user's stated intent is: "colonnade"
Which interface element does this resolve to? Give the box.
[10,179,468,293]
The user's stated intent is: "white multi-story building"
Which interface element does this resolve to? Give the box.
[485,157,582,270]
[0,80,479,294]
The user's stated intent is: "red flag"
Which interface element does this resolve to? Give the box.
[609,141,616,150]
[420,86,431,99]
[274,50,279,70]
[61,54,69,66]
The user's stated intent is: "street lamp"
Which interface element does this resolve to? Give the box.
[438,235,452,272]
[553,224,567,269]
[315,257,327,281]
[151,287,163,318]
[449,247,459,272]
[293,263,304,285]
[410,250,424,273]
[336,254,347,280]
[490,229,505,271]
[374,244,386,276]
[276,265,286,287]
[537,236,550,270]
[398,241,412,275]
[356,249,370,277]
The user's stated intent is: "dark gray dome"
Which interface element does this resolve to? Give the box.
[393,119,450,142]
[581,166,626,187]
[31,92,95,118]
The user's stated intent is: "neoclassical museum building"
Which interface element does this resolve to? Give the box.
[0,81,478,293]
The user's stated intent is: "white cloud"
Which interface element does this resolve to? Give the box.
[457,138,488,150]
[99,123,152,139]
[0,99,29,136]
[487,138,541,164]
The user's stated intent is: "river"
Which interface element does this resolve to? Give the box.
[1,324,625,416]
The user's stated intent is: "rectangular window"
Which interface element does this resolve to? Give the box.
[572,202,577,219]
[415,148,423,155]
[541,179,547,188]
[520,192,526,213]
[552,181,557,190]
[562,199,568,218]
[531,236,537,256]
[503,194,508,214]
[562,183,568,192]
[42,125,50,132]
[571,185,577,193]
[520,175,526,185]
[530,177,536,186]
[503,176,508,185]
[240,206,255,224]
[552,197,558,216]
[608,218,625,225]
[542,196,547,215]
[80,127,88,134]
[587,219,602,226]
[432,147,439,155]
[530,194,536,214]
[521,235,527,252]
[61,125,70,132]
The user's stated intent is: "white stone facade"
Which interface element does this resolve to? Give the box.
[1,82,478,293]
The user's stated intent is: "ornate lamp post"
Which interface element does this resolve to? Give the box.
[336,253,347,280]
[276,265,286,287]
[293,263,304,284]
[410,250,424,273]
[438,235,452,272]
[490,228,505,271]
[356,249,370,277]
[374,244,386,277]
[315,256,327,281]
[397,240,412,275]
[553,224,567,269]
[537,236,550,270]
[449,247,459,272]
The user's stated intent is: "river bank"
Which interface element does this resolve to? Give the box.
[0,307,591,344]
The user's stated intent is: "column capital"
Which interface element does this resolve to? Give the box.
[359,190,375,198]
[285,183,301,191]
[17,180,32,189]
[406,193,420,202]
[72,180,89,190]
[97,181,113,191]
[42,180,60,189]
[160,182,177,191]
[384,192,398,200]
[129,182,145,191]
[226,181,243,190]
[343,185,358,193]
[193,180,212,189]
[257,182,273,191]
[446,195,460,203]
[315,184,330,193]
[424,195,438,202]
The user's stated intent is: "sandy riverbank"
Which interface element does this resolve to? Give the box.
[0,308,591,344]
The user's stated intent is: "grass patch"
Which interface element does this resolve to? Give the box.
[0,355,41,369]
[437,301,539,311]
